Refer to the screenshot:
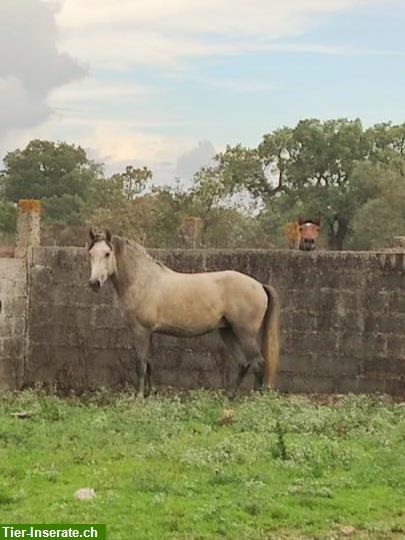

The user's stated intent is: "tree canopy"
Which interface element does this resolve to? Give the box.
[1,120,405,250]
[202,119,405,249]
[0,140,103,224]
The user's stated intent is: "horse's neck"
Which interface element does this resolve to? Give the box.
[112,245,162,298]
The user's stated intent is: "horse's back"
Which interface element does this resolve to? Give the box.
[164,268,264,298]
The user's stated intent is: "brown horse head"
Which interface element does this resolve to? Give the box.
[298,216,321,251]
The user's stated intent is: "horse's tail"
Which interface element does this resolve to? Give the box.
[261,284,280,388]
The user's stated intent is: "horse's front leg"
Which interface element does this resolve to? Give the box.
[133,326,152,398]
[145,361,156,397]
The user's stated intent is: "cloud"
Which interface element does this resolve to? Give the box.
[176,140,216,180]
[56,0,368,35]
[0,0,85,142]
[89,122,192,164]
[49,78,161,107]
[85,120,196,183]
[0,77,49,130]
[52,0,372,69]
[3,0,380,177]
[0,112,193,183]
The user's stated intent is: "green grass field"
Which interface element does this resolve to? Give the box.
[1,390,405,539]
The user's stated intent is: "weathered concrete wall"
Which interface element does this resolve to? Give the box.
[0,258,26,388]
[23,247,405,395]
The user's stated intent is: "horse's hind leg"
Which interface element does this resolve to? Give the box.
[232,327,266,394]
[220,327,251,399]
[135,359,147,398]
[145,361,156,397]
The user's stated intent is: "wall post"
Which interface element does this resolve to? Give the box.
[179,216,203,248]
[15,200,42,258]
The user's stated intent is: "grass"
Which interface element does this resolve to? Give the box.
[0,389,405,539]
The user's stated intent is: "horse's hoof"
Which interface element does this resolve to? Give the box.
[144,386,157,399]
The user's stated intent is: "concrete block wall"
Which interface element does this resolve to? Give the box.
[0,258,26,388]
[22,246,405,395]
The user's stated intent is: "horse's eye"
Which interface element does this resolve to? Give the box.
[105,253,110,258]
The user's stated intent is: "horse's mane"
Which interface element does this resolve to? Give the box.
[113,236,167,270]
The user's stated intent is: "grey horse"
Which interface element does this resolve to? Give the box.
[88,230,280,397]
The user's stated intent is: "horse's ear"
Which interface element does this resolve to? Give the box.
[298,215,304,225]
[105,229,112,243]
[313,217,321,227]
[89,228,96,241]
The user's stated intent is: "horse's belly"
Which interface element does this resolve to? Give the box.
[153,316,228,338]
[155,288,226,336]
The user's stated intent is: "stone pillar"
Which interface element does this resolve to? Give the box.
[179,216,203,248]
[15,199,42,258]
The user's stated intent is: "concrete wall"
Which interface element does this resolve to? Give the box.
[22,246,405,395]
[0,258,26,388]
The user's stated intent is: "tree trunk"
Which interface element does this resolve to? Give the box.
[328,218,348,250]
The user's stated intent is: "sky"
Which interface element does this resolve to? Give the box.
[1,0,404,183]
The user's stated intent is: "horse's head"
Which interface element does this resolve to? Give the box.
[88,229,117,291]
[298,216,321,251]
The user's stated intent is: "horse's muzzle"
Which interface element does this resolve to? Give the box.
[89,279,101,291]
[301,238,316,251]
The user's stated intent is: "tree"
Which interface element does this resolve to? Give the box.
[90,195,155,244]
[148,182,194,247]
[184,166,268,247]
[0,140,103,224]
[368,122,405,165]
[0,202,17,237]
[260,119,374,249]
[42,194,86,225]
[201,206,272,248]
[88,165,154,242]
[109,165,152,200]
[210,119,405,249]
[349,161,405,249]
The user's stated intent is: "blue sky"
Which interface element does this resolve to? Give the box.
[1,0,404,182]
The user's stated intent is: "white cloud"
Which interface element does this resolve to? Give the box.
[0,77,49,130]
[81,120,197,183]
[176,140,216,180]
[3,0,380,176]
[0,112,193,182]
[89,122,192,164]
[56,0,367,34]
[0,0,85,142]
[52,0,373,69]
[49,78,160,104]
